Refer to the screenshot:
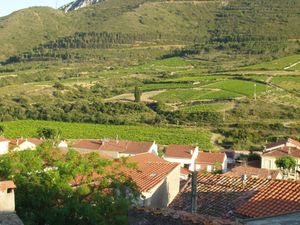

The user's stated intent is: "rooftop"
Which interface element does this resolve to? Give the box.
[164,144,196,159]
[265,138,300,150]
[99,140,154,154]
[170,173,272,218]
[10,138,43,146]
[263,147,300,158]
[236,179,300,218]
[225,166,280,179]
[126,153,179,192]
[0,181,16,192]
[72,139,102,150]
[195,152,226,165]
[0,213,24,225]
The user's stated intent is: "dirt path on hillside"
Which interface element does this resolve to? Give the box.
[107,90,166,102]
[284,61,300,70]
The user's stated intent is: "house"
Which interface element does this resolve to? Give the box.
[164,144,199,171]
[225,165,282,179]
[0,180,24,225]
[264,138,300,152]
[127,153,180,208]
[195,152,227,172]
[72,139,158,158]
[170,173,300,220]
[261,146,300,179]
[10,138,43,151]
[71,153,180,208]
[99,140,158,158]
[0,137,10,155]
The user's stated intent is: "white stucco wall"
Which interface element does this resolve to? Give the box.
[149,142,158,155]
[58,141,68,148]
[0,141,9,155]
[0,189,15,212]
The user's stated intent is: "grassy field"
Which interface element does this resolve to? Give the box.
[244,55,300,70]
[271,76,300,91]
[152,88,241,103]
[179,102,233,113]
[205,80,268,97]
[0,120,213,149]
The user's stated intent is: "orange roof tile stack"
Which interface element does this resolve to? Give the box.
[164,144,195,159]
[236,180,300,218]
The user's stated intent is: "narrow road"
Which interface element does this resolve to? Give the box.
[284,60,300,70]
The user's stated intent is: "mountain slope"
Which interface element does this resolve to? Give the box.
[0,0,300,61]
[0,7,73,60]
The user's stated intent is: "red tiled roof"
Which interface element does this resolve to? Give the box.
[164,144,195,159]
[195,152,225,165]
[225,166,280,179]
[263,147,300,158]
[265,138,300,150]
[0,137,9,142]
[170,173,272,218]
[0,180,16,191]
[126,153,179,192]
[236,180,300,218]
[181,167,190,175]
[72,140,102,150]
[10,138,43,146]
[99,140,153,154]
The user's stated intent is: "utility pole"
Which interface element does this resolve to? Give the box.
[191,171,198,214]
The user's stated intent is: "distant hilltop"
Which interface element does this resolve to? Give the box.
[60,0,105,13]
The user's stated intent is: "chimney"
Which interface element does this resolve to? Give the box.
[191,171,198,213]
[241,174,247,191]
[0,181,16,212]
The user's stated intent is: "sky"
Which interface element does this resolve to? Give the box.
[0,0,72,17]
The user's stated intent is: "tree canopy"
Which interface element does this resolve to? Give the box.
[0,143,139,225]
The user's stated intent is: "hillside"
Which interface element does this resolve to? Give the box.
[1,0,300,61]
[0,7,73,60]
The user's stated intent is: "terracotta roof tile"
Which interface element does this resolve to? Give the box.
[180,167,190,175]
[170,173,272,218]
[164,144,195,159]
[236,180,300,218]
[99,140,153,154]
[196,152,226,165]
[0,180,16,192]
[72,140,102,150]
[126,153,179,192]
[225,166,280,179]
[10,138,43,146]
[263,147,300,158]
[265,138,300,150]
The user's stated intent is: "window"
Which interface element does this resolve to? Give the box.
[184,164,189,169]
[7,188,13,193]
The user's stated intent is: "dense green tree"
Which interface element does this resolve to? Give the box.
[0,146,138,225]
[134,86,142,103]
[275,155,297,179]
